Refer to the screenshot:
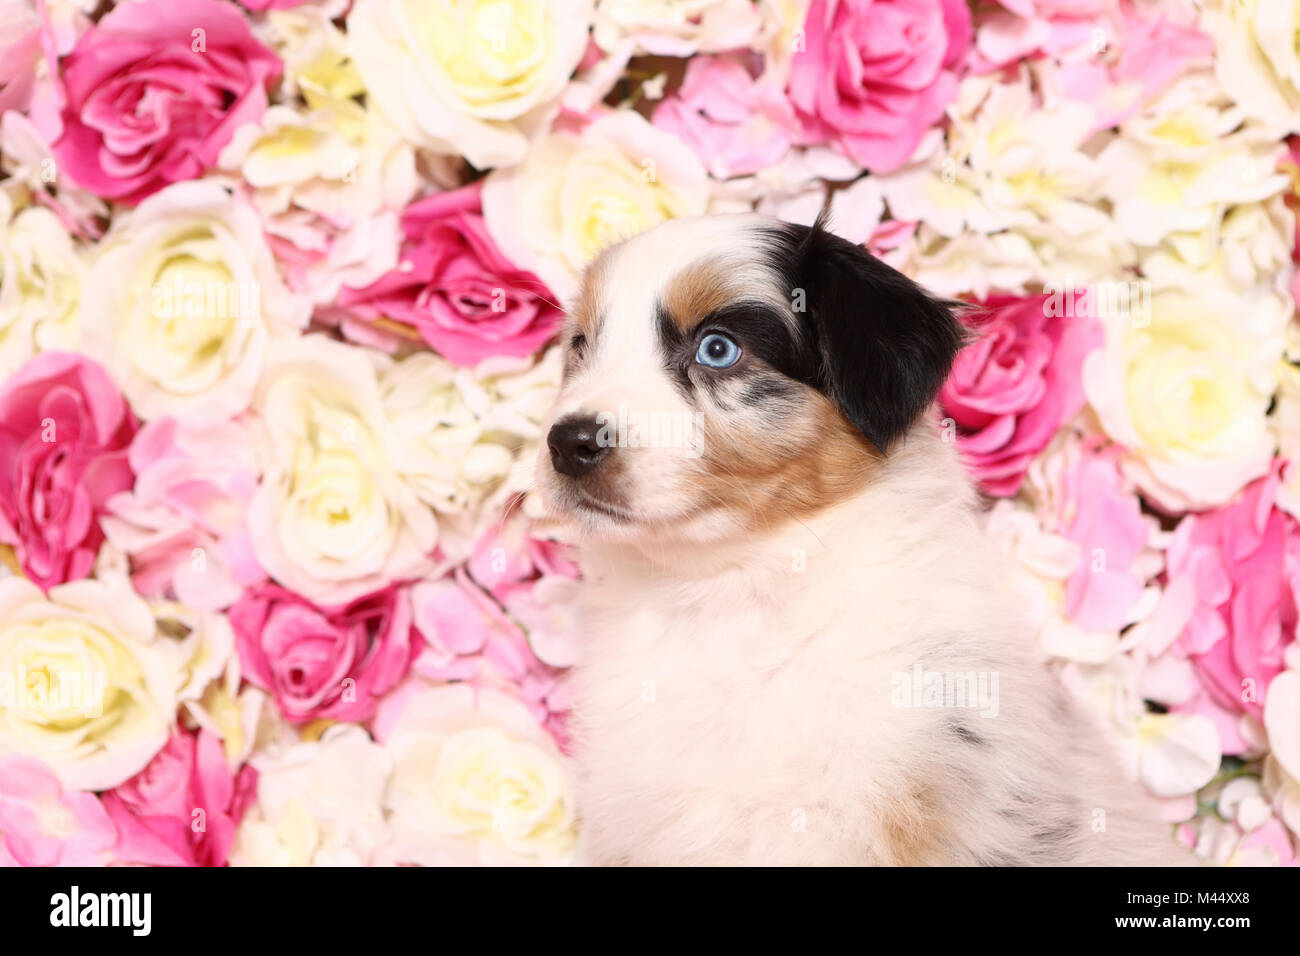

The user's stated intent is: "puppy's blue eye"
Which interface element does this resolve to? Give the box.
[695,332,741,369]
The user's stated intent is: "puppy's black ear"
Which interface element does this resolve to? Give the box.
[764,212,966,452]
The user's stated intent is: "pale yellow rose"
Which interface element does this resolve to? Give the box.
[0,191,84,374]
[382,347,561,522]
[1083,286,1287,511]
[0,577,184,791]
[1097,72,1289,248]
[1272,359,1300,519]
[250,335,438,605]
[232,723,392,866]
[1205,0,1300,128]
[381,682,578,866]
[80,181,310,424]
[482,110,708,298]
[348,0,593,168]
[225,8,418,223]
[593,0,762,56]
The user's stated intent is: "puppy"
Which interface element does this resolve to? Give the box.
[535,213,1190,866]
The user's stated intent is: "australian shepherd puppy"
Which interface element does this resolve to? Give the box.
[534,213,1189,866]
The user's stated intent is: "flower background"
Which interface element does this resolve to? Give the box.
[0,0,1298,866]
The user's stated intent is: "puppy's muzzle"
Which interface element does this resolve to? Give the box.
[547,415,610,478]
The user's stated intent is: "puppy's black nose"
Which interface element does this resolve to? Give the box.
[548,416,609,477]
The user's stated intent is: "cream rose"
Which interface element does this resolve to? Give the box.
[593,0,762,56]
[1141,195,1294,296]
[378,682,578,866]
[0,192,84,375]
[80,180,310,425]
[1272,359,1300,519]
[1083,286,1287,511]
[225,8,418,224]
[348,0,593,169]
[482,110,708,299]
[0,577,183,791]
[233,723,393,866]
[249,334,438,605]
[381,347,561,523]
[879,76,1110,242]
[1097,73,1289,248]
[1263,668,1300,842]
[1205,0,1300,129]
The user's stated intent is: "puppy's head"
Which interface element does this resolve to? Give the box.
[535,213,964,544]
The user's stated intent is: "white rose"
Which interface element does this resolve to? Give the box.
[1083,285,1287,511]
[226,8,418,224]
[150,599,235,706]
[1272,360,1300,519]
[348,0,593,169]
[877,75,1132,292]
[1263,665,1300,844]
[0,577,184,791]
[250,334,438,605]
[233,723,392,866]
[0,192,84,375]
[1134,713,1222,799]
[904,226,1040,299]
[878,76,1110,240]
[708,146,873,233]
[483,110,708,299]
[1141,195,1295,295]
[382,347,561,523]
[0,113,107,234]
[80,181,310,425]
[379,682,578,866]
[593,0,762,56]
[1097,72,1289,248]
[1205,0,1300,129]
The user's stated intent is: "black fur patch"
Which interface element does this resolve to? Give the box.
[948,719,986,747]
[759,212,967,452]
[655,296,821,409]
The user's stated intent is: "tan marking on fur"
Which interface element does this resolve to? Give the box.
[661,259,744,333]
[685,388,878,528]
[572,251,612,336]
[879,783,951,866]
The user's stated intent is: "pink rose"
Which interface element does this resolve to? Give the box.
[940,294,1101,497]
[102,727,258,867]
[464,519,579,604]
[1057,438,1150,632]
[229,584,415,723]
[462,521,581,670]
[1056,6,1212,129]
[0,755,116,866]
[0,352,137,590]
[788,0,972,172]
[1161,467,1297,730]
[411,567,571,745]
[652,55,800,179]
[102,416,264,610]
[975,0,1109,69]
[338,182,563,366]
[0,2,45,117]
[52,0,281,204]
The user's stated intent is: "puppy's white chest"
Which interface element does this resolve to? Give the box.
[570,583,900,864]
